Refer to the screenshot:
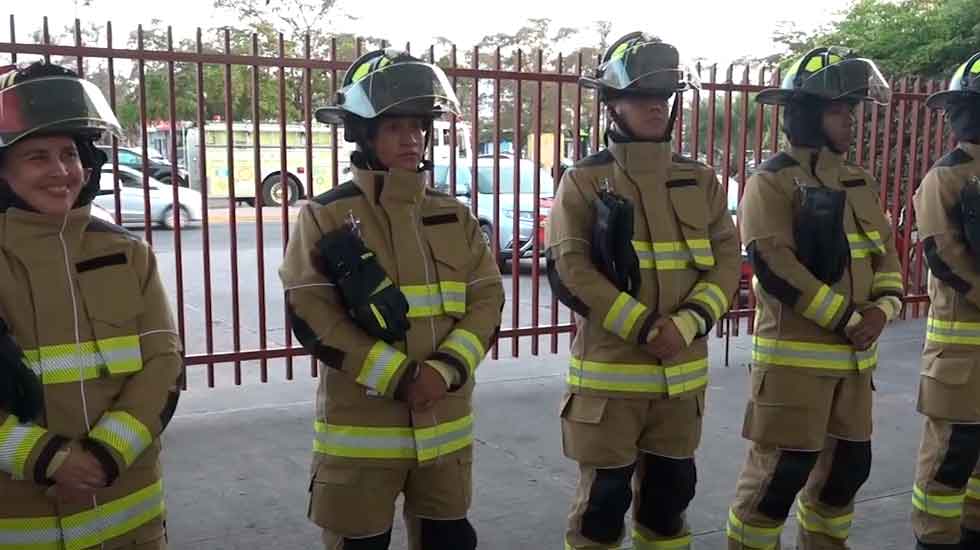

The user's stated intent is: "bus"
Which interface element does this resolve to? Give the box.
[182,120,471,206]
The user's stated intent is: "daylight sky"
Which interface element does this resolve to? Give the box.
[7,0,855,64]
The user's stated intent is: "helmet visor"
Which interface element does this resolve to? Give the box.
[340,62,461,120]
[801,58,891,105]
[598,42,699,94]
[0,76,122,146]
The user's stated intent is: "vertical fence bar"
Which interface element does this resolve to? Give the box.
[73,19,83,75]
[550,54,563,354]
[591,54,601,155]
[753,67,765,168]
[136,26,153,244]
[856,101,867,165]
[279,32,293,380]
[905,79,922,315]
[721,65,734,189]
[890,79,907,248]
[492,47,502,347]
[224,29,243,384]
[311,35,321,378]
[251,33,268,382]
[195,28,216,387]
[530,49,543,355]
[574,53,583,162]
[42,17,50,63]
[166,27,187,356]
[691,63,702,160]
[329,37,338,197]
[707,65,717,167]
[106,22,122,225]
[8,15,16,64]
[511,50,523,357]
[448,44,458,198]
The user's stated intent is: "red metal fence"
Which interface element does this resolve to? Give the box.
[0,16,946,386]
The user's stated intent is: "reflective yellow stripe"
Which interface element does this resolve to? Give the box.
[440,328,485,374]
[848,231,886,258]
[356,341,409,395]
[568,357,708,396]
[603,292,647,340]
[59,480,165,550]
[0,415,46,480]
[803,285,845,328]
[872,271,904,294]
[795,498,852,539]
[913,484,964,519]
[401,282,466,318]
[415,413,474,462]
[685,238,715,268]
[968,477,980,501]
[753,336,877,371]
[24,335,142,384]
[633,241,695,271]
[313,421,416,459]
[633,529,692,549]
[726,509,782,549]
[687,282,729,320]
[0,514,60,550]
[926,317,980,346]
[440,281,467,315]
[89,411,153,467]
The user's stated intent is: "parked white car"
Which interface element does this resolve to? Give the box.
[95,166,202,229]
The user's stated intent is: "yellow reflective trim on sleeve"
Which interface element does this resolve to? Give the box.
[685,238,715,268]
[440,328,485,374]
[0,415,46,480]
[89,411,153,467]
[848,232,885,258]
[926,317,980,346]
[795,498,852,540]
[872,271,904,293]
[357,341,409,395]
[603,292,647,340]
[632,529,692,549]
[803,285,844,328]
[913,485,964,519]
[726,509,782,549]
[415,413,474,463]
[313,420,416,459]
[687,282,729,320]
[968,477,980,501]
[753,336,877,371]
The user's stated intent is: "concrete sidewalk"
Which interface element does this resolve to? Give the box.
[162,318,931,549]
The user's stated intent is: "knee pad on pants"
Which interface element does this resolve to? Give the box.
[581,463,635,544]
[636,454,696,536]
[819,439,871,507]
[935,424,980,488]
[342,530,392,550]
[419,518,476,550]
[757,450,819,520]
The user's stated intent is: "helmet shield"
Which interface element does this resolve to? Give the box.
[584,41,699,95]
[0,76,122,146]
[801,58,891,105]
[318,62,460,124]
[927,53,980,110]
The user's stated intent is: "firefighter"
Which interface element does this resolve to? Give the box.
[726,48,902,549]
[279,48,504,550]
[910,51,980,550]
[546,32,742,550]
[0,61,182,549]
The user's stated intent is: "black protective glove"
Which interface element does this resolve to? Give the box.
[317,228,410,343]
[794,185,849,285]
[592,189,641,296]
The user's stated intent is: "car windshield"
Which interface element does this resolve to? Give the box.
[434,164,555,196]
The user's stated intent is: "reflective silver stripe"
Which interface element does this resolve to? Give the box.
[810,290,837,324]
[61,487,164,547]
[666,367,708,386]
[0,522,60,546]
[316,431,415,450]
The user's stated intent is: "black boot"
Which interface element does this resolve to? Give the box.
[961,528,980,549]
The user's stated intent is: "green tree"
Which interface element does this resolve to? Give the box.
[774,0,980,78]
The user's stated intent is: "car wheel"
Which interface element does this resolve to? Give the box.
[262,175,301,207]
[161,205,191,230]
